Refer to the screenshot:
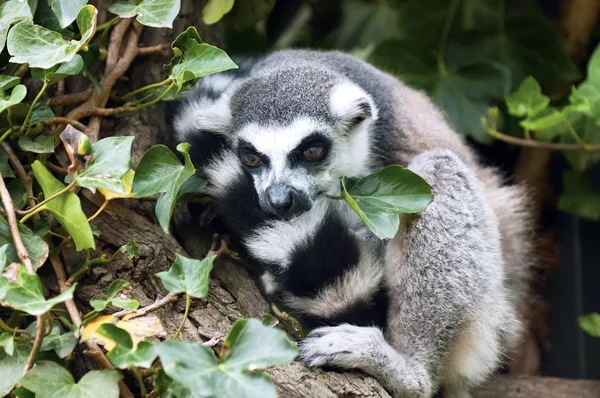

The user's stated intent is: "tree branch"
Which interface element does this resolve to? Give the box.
[47,89,93,107]
[0,169,34,272]
[113,292,179,320]
[22,314,45,376]
[138,43,171,56]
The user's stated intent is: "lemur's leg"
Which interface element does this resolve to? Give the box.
[299,150,514,398]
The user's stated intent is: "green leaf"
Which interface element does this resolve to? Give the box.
[90,279,139,312]
[96,324,157,369]
[120,241,139,260]
[109,0,180,28]
[132,143,195,233]
[31,54,84,84]
[0,0,33,53]
[0,85,26,114]
[558,171,600,220]
[579,313,600,338]
[368,39,510,142]
[578,44,600,116]
[176,174,208,200]
[520,107,565,131]
[48,0,88,28]
[74,136,134,194]
[505,76,549,118]
[18,134,55,154]
[156,253,215,298]
[341,165,433,239]
[203,0,235,25]
[31,161,95,251]
[29,103,56,125]
[26,321,77,358]
[0,332,14,356]
[7,5,97,69]
[165,27,237,92]
[0,214,49,269]
[0,263,75,315]
[156,318,298,398]
[33,219,51,238]
[0,343,31,397]
[0,150,15,178]
[561,114,600,171]
[0,244,9,271]
[20,361,122,398]
[0,75,20,92]
[567,86,591,114]
[7,179,27,210]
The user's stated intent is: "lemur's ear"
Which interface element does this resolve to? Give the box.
[329,82,374,132]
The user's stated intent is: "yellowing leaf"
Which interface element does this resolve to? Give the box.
[81,314,165,351]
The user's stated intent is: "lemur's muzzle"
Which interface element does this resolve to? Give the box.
[264,184,311,219]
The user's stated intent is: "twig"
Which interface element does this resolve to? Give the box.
[138,43,170,56]
[173,293,190,340]
[43,117,89,133]
[17,181,77,220]
[1,143,37,211]
[483,121,600,152]
[22,314,45,376]
[0,317,34,338]
[0,169,34,272]
[114,77,172,101]
[87,199,109,222]
[113,292,179,320]
[48,253,135,398]
[47,89,93,107]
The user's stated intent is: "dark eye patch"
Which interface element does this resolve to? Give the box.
[238,140,269,169]
[291,133,331,164]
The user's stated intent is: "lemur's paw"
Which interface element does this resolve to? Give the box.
[299,324,385,370]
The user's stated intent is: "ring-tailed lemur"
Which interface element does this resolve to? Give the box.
[168,50,533,397]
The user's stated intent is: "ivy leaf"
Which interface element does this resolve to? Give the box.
[203,0,235,25]
[505,76,549,118]
[0,343,31,397]
[96,324,157,369]
[341,165,433,240]
[0,75,20,92]
[520,107,565,131]
[48,0,88,28]
[566,86,591,114]
[156,254,215,298]
[120,241,139,260]
[7,5,97,69]
[109,0,181,28]
[0,0,33,53]
[579,313,600,338]
[20,361,122,398]
[0,85,26,114]
[561,114,600,171]
[176,173,208,200]
[0,263,75,316]
[578,44,600,114]
[31,161,95,251]
[165,27,237,92]
[6,180,27,210]
[31,54,84,85]
[0,332,14,356]
[0,150,15,178]
[0,215,49,269]
[74,136,134,194]
[558,171,600,220]
[29,103,55,125]
[90,279,139,312]
[368,39,510,142]
[156,318,298,398]
[18,134,55,154]
[132,143,195,233]
[26,321,77,358]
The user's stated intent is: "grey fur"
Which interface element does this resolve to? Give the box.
[170,49,533,398]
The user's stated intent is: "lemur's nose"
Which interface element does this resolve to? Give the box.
[266,184,293,212]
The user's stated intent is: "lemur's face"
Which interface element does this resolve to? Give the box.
[233,118,340,220]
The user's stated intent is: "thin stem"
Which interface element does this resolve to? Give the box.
[0,127,12,146]
[133,367,148,398]
[0,317,34,338]
[114,292,179,320]
[437,0,460,75]
[173,293,190,340]
[22,314,46,376]
[116,78,172,101]
[66,253,117,286]
[125,81,175,112]
[564,120,589,149]
[96,16,121,33]
[88,199,109,222]
[18,181,77,217]
[6,108,14,131]
[20,81,49,134]
[0,169,34,271]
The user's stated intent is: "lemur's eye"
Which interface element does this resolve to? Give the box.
[243,153,263,167]
[303,146,325,161]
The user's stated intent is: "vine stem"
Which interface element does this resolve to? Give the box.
[437,0,460,75]
[87,199,109,222]
[173,293,191,340]
[20,81,49,134]
[133,367,148,398]
[124,81,176,112]
[22,313,47,376]
[115,78,172,101]
[0,317,34,338]
[0,169,34,272]
[18,181,77,219]
[0,127,12,146]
